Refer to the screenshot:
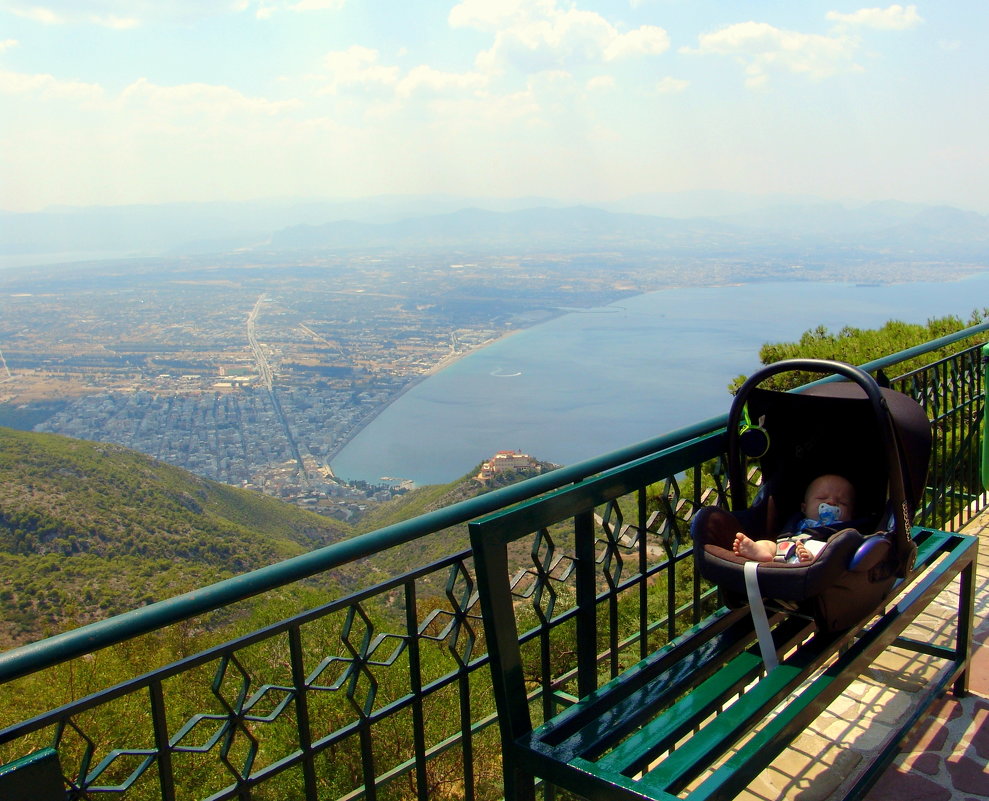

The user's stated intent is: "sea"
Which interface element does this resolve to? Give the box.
[332,273,989,486]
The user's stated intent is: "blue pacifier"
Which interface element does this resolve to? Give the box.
[817,503,842,526]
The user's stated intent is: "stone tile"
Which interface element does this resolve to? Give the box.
[946,753,989,797]
[969,643,989,696]
[748,733,862,801]
[901,715,950,753]
[900,607,950,628]
[857,515,989,799]
[869,649,942,691]
[862,665,930,694]
[900,751,941,776]
[923,696,964,723]
[819,683,914,736]
[959,701,989,761]
[864,767,952,801]
[819,717,895,752]
[823,692,861,721]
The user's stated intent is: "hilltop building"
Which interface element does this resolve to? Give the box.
[476,450,539,483]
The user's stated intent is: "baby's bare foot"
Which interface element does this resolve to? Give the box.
[795,542,814,562]
[733,532,763,561]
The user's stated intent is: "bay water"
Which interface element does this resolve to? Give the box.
[333,273,989,486]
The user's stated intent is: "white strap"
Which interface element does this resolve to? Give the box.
[743,561,779,672]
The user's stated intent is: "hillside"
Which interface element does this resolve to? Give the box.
[0,427,353,645]
[356,460,559,584]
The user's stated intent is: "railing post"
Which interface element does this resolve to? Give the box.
[983,343,989,490]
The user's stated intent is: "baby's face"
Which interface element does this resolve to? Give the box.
[802,475,854,521]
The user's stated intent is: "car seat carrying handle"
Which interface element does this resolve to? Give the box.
[727,359,914,577]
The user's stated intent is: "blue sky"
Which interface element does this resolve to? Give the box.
[1,1,986,213]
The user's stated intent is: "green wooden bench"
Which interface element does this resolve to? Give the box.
[0,747,64,801]
[470,508,977,801]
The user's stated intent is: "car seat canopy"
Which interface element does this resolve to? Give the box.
[740,382,931,533]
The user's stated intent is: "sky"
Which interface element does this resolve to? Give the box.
[1,1,987,214]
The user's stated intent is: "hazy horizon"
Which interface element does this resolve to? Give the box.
[4,189,987,218]
[2,2,988,215]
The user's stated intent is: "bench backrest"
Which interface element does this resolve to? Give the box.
[468,432,724,744]
[0,748,64,801]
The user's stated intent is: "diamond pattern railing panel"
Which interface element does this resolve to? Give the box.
[891,343,986,530]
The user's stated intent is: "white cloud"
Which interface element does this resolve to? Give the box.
[120,78,299,117]
[319,46,400,95]
[655,76,688,94]
[5,4,65,24]
[529,68,576,91]
[396,65,487,98]
[426,86,542,129]
[0,68,105,102]
[603,25,670,61]
[0,39,20,53]
[826,4,922,31]
[2,1,341,25]
[452,0,668,74]
[0,67,296,120]
[254,0,345,17]
[1,66,317,209]
[3,1,251,26]
[91,14,140,29]
[315,47,488,106]
[685,21,861,88]
[449,0,550,31]
[288,0,345,10]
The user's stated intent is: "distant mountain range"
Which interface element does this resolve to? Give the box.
[3,193,988,268]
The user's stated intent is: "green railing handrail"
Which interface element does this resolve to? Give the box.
[862,319,988,373]
[1,319,986,685]
[785,319,989,389]
[0,413,725,684]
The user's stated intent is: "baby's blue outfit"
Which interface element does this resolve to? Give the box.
[777,503,846,562]
[794,502,844,533]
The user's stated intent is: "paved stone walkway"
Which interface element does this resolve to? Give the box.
[731,515,989,801]
[859,515,989,801]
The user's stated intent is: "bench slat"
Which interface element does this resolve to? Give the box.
[637,660,807,794]
[531,611,760,759]
[593,651,764,775]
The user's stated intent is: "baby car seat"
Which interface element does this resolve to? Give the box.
[690,359,931,633]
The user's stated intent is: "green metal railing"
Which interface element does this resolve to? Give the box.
[0,322,986,800]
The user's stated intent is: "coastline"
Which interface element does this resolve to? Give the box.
[324,326,527,476]
[321,287,713,478]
